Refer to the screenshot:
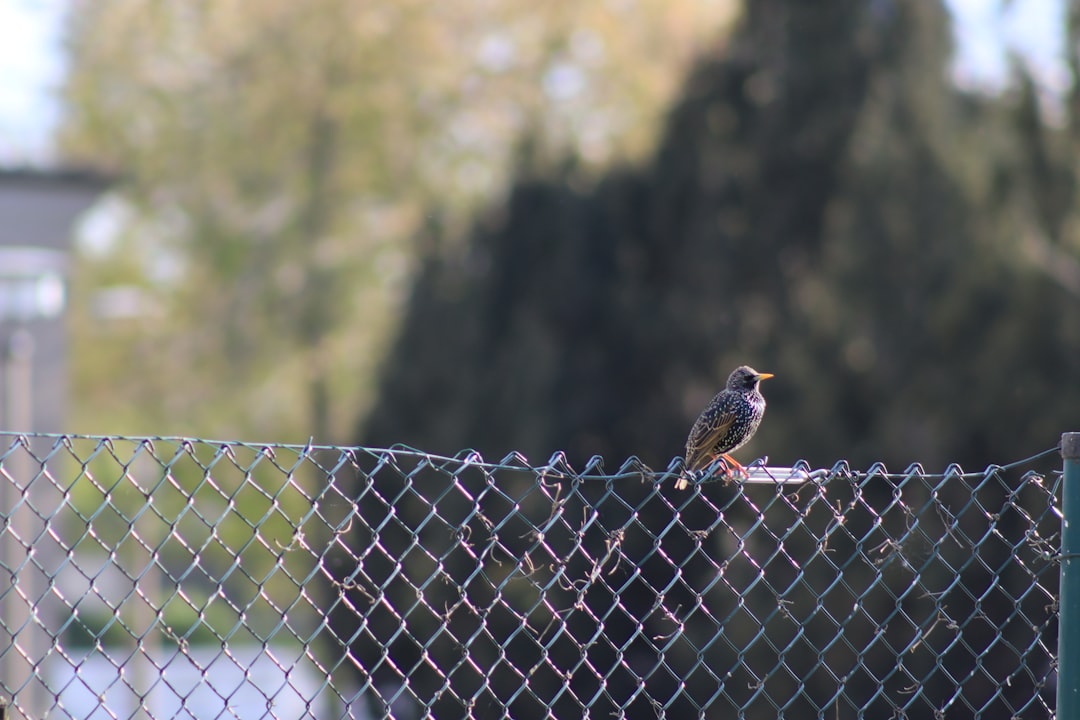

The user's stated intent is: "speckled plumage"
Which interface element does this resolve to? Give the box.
[676,366,773,490]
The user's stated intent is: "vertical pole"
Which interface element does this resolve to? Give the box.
[1,329,45,719]
[1061,432,1080,719]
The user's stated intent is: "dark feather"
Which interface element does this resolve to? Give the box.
[685,409,736,472]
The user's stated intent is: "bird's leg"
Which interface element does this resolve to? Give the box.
[691,455,751,488]
[719,453,749,479]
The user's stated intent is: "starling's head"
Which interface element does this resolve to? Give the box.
[727,365,774,392]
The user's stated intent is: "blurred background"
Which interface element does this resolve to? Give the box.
[0,2,1076,717]
[1,0,1077,468]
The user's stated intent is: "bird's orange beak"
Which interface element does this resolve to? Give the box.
[757,372,775,381]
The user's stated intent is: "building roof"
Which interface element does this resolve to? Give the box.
[0,165,114,190]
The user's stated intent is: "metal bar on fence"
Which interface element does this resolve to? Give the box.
[1061,431,1080,720]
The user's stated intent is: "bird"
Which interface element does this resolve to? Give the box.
[675,365,774,490]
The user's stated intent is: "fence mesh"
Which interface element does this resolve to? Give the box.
[0,433,1063,719]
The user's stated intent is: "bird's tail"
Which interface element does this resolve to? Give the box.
[674,463,697,490]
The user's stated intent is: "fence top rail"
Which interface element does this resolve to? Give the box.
[0,431,1062,485]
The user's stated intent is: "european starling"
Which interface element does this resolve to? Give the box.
[676,365,773,490]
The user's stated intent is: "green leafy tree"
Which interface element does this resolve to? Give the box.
[60,0,732,442]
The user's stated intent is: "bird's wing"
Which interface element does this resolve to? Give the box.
[685,410,736,472]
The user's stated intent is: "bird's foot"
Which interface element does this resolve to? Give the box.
[675,455,748,490]
[718,454,748,485]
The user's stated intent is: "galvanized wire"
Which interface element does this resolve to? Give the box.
[0,433,1062,719]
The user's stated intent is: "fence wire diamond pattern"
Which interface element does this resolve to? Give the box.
[0,434,1062,719]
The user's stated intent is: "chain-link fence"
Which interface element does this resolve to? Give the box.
[0,433,1066,719]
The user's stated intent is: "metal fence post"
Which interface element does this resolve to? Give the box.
[1061,432,1080,719]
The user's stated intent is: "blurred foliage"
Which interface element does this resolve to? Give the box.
[338,4,1080,716]
[59,0,736,443]
[361,0,1080,471]
[50,0,1080,714]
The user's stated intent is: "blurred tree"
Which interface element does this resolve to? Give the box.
[343,0,1080,717]
[60,0,736,442]
[361,1,1080,471]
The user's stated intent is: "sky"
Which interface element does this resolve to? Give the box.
[0,0,1068,166]
[951,0,1066,90]
[0,0,66,163]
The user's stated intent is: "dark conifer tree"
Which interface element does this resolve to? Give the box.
[329,2,1077,717]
